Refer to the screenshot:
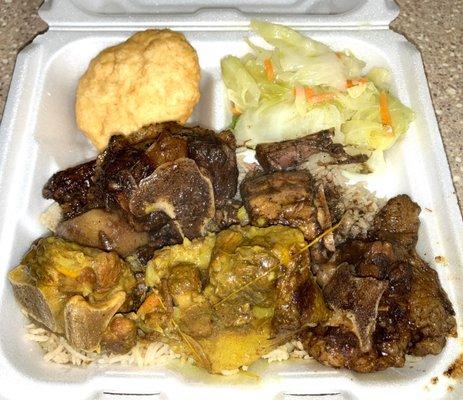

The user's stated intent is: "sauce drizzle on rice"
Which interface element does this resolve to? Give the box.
[25,322,311,372]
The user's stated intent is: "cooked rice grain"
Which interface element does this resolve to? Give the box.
[39,202,62,233]
[311,164,384,243]
[26,323,180,367]
[25,323,308,370]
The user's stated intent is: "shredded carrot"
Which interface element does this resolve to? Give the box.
[346,77,369,88]
[264,58,274,81]
[294,86,334,104]
[379,91,392,126]
[307,93,336,104]
[304,87,315,101]
[294,86,305,99]
[231,104,241,115]
[137,293,161,318]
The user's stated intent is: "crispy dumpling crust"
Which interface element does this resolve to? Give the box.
[76,29,200,150]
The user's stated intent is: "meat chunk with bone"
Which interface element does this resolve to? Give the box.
[304,239,413,372]
[240,170,336,260]
[129,121,238,206]
[240,170,333,243]
[8,237,136,351]
[300,195,456,372]
[323,263,387,353]
[42,122,239,261]
[255,129,367,172]
[129,158,215,239]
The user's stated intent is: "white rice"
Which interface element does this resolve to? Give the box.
[262,340,310,363]
[25,322,309,371]
[39,202,62,233]
[25,323,180,367]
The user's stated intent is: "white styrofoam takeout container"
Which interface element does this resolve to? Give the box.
[0,0,462,399]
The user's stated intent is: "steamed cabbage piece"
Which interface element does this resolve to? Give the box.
[221,20,414,166]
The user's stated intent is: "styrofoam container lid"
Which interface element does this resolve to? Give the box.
[39,0,400,27]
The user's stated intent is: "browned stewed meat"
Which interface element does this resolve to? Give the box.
[408,253,457,355]
[183,129,238,206]
[240,170,329,242]
[137,122,239,205]
[42,122,239,262]
[370,194,421,251]
[322,263,387,353]
[43,160,104,219]
[101,315,138,354]
[131,222,184,266]
[129,158,215,239]
[372,195,456,355]
[300,195,456,372]
[255,129,367,172]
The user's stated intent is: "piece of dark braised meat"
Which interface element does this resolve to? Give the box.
[241,131,367,251]
[306,240,412,372]
[371,195,456,355]
[131,222,184,267]
[407,254,457,356]
[43,122,239,263]
[137,122,239,206]
[255,129,367,172]
[210,199,243,231]
[369,194,421,252]
[300,195,456,372]
[240,170,335,254]
[183,129,238,206]
[101,315,138,354]
[272,254,329,336]
[129,158,215,239]
[56,209,150,257]
[43,160,104,219]
[241,171,317,241]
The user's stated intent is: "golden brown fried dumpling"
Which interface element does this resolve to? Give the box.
[76,29,200,150]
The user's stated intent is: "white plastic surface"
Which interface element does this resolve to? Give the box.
[0,2,462,400]
[39,0,399,28]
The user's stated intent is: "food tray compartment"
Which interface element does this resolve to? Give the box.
[0,25,462,400]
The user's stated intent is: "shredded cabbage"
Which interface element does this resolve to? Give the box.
[221,20,415,172]
[367,67,391,90]
[235,99,344,147]
[250,20,330,57]
[221,56,260,111]
[342,120,395,151]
